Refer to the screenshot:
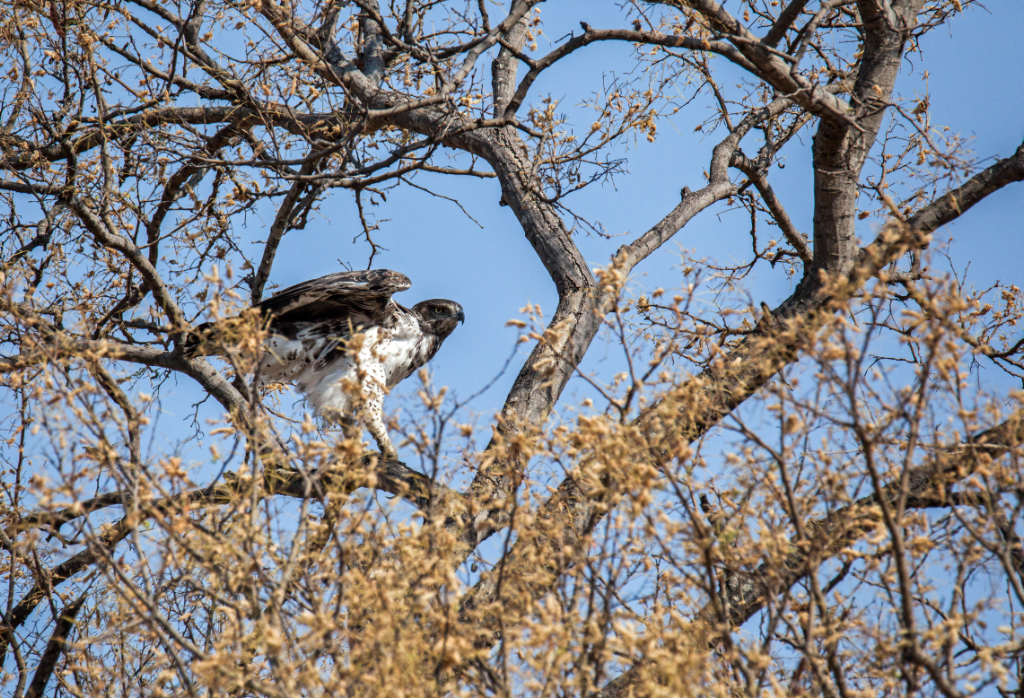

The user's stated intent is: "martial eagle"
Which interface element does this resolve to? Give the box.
[186,269,464,459]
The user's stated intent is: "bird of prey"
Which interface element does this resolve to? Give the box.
[186,269,464,459]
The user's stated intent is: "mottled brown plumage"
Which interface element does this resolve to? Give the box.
[186,270,464,458]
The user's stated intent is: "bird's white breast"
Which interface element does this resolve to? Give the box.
[257,313,427,418]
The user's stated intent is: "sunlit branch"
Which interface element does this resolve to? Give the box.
[501,26,758,119]
[762,0,812,47]
[731,152,813,264]
[594,408,1024,697]
[5,453,461,542]
[446,142,1024,678]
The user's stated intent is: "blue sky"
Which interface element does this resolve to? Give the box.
[217,0,1022,472]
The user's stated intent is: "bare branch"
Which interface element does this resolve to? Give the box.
[732,152,813,264]
[762,0,812,47]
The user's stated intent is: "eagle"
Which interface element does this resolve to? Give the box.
[186,269,464,460]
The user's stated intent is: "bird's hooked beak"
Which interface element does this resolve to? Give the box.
[456,308,466,324]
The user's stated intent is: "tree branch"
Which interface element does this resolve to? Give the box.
[24,594,86,698]
[732,152,813,264]
[491,2,530,116]
[250,159,320,304]
[447,141,1024,676]
[763,0,812,47]
[0,518,129,670]
[810,0,924,276]
[0,107,252,171]
[592,407,1023,697]
[456,93,824,566]
[502,26,758,119]
[5,454,459,542]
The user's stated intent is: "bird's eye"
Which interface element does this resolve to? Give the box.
[433,306,444,315]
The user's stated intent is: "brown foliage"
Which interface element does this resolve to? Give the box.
[0,0,1022,696]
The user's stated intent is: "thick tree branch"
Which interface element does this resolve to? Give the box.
[358,0,386,87]
[24,594,86,698]
[811,0,924,277]
[456,93,822,565]
[491,3,530,116]
[448,142,1024,674]
[763,0,812,47]
[5,454,458,542]
[900,142,1024,236]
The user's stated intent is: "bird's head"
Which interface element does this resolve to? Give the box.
[413,299,465,338]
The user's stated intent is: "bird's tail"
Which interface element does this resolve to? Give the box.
[180,311,268,358]
[180,322,217,358]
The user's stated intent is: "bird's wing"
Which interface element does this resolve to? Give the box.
[256,269,411,327]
